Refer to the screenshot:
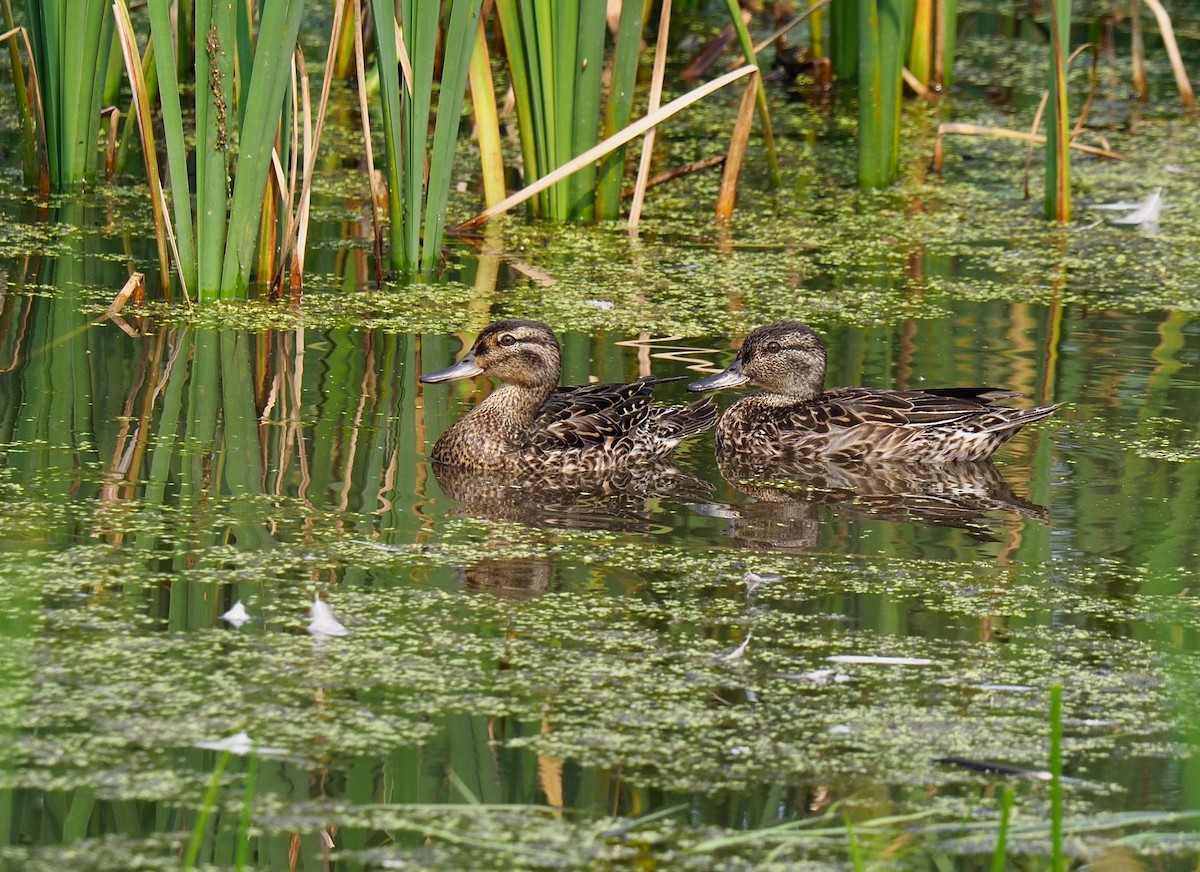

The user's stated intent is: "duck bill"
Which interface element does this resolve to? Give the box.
[419,351,483,384]
[687,362,749,392]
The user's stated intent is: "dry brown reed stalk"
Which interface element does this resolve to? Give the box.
[0,24,50,193]
[628,0,672,232]
[932,123,1125,171]
[112,3,171,292]
[1131,0,1148,99]
[1140,0,1194,111]
[716,72,759,220]
[352,0,385,287]
[902,67,938,103]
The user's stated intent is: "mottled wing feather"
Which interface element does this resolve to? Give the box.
[529,379,655,451]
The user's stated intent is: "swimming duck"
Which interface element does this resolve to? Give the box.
[687,321,1060,464]
[420,319,717,473]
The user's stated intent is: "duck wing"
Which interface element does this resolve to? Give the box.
[779,387,994,431]
[529,379,657,450]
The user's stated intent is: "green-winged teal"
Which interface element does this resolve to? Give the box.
[420,319,717,473]
[688,321,1060,464]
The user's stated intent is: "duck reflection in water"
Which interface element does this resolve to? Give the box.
[431,459,713,533]
[459,557,553,598]
[703,454,1049,549]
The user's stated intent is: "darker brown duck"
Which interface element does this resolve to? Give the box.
[688,321,1060,464]
[420,319,717,473]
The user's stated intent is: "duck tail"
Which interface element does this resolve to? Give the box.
[653,396,719,448]
[981,403,1062,434]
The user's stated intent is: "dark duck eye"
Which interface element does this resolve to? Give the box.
[498,333,517,347]
[765,341,782,354]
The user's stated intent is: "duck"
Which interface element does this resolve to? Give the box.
[687,321,1060,464]
[420,319,717,473]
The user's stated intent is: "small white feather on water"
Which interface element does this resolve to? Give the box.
[220,601,250,628]
[827,655,933,666]
[308,594,350,638]
[1093,187,1163,227]
[195,731,286,757]
[722,632,752,661]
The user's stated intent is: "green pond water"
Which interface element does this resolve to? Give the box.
[2,16,1200,872]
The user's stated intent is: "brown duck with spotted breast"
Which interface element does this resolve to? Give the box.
[688,321,1060,464]
[420,319,717,473]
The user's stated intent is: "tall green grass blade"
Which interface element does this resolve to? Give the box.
[831,0,859,79]
[809,0,825,57]
[596,0,648,220]
[24,0,111,189]
[518,0,553,217]
[421,0,485,273]
[534,0,562,218]
[184,750,231,869]
[1044,0,1070,222]
[218,0,306,296]
[991,784,1014,872]
[145,0,196,290]
[844,811,865,871]
[403,0,439,266]
[551,0,577,220]
[195,1,233,299]
[909,0,932,86]
[367,0,405,268]
[858,0,914,187]
[495,0,539,211]
[858,0,884,186]
[1049,683,1065,872]
[568,0,606,219]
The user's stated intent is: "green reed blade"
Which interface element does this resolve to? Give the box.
[1049,683,1065,872]
[400,0,440,268]
[194,0,233,299]
[1044,0,1070,222]
[234,753,258,871]
[516,0,552,216]
[146,0,196,290]
[909,0,932,86]
[367,0,405,268]
[568,0,606,220]
[494,0,536,186]
[858,0,914,188]
[421,0,485,273]
[596,0,648,220]
[831,0,858,79]
[990,785,1014,872]
[219,0,306,296]
[183,750,231,869]
[550,0,577,220]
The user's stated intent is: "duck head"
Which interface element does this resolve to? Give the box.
[688,321,827,400]
[420,319,563,390]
